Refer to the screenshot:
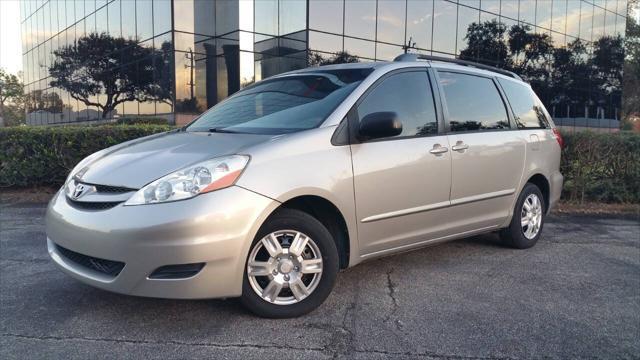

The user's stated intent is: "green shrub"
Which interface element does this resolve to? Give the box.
[115,116,170,125]
[0,124,172,187]
[561,131,640,204]
[1,126,639,204]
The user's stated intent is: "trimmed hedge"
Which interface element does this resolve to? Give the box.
[115,117,170,125]
[561,131,640,204]
[0,125,172,187]
[1,126,639,204]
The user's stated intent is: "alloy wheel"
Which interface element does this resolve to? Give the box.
[247,230,323,305]
[521,193,543,239]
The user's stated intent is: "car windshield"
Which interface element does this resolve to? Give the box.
[186,68,373,135]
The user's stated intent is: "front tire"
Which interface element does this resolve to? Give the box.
[500,183,545,249]
[240,209,339,318]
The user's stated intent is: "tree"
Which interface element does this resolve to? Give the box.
[590,35,625,119]
[308,51,359,66]
[49,33,173,118]
[507,24,555,103]
[623,6,640,129]
[25,90,67,113]
[459,21,555,110]
[592,36,625,92]
[152,40,175,107]
[0,68,24,125]
[2,103,26,126]
[459,22,555,81]
[459,20,510,68]
[459,19,627,120]
[507,24,553,77]
[0,69,25,126]
[548,39,591,117]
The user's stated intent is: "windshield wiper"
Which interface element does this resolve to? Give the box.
[208,127,240,133]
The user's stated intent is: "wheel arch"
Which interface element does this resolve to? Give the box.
[526,173,551,212]
[267,195,351,269]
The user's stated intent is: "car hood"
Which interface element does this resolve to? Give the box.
[79,131,274,189]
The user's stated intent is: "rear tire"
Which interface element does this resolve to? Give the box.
[500,183,545,249]
[240,208,339,318]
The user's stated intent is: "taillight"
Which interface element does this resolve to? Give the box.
[552,127,564,149]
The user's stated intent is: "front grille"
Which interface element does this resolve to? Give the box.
[65,180,134,210]
[55,244,125,277]
[67,198,122,210]
[93,184,137,193]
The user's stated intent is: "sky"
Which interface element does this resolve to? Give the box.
[0,0,22,75]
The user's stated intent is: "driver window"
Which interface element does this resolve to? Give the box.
[357,71,438,139]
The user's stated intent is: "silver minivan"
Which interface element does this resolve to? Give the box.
[46,55,563,318]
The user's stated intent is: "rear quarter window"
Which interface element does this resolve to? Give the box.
[498,78,550,129]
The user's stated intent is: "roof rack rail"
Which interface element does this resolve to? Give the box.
[393,53,522,81]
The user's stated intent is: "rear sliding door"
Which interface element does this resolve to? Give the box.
[436,70,526,234]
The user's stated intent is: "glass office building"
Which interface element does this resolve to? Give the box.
[20,0,629,126]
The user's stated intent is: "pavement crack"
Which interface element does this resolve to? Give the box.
[384,268,403,331]
[304,279,360,359]
[3,332,514,360]
[0,333,325,353]
[322,294,358,359]
[303,302,357,359]
[0,258,50,264]
[332,301,356,359]
[353,348,517,360]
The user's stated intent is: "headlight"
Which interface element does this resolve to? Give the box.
[124,155,250,205]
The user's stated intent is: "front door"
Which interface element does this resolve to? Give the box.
[350,70,453,256]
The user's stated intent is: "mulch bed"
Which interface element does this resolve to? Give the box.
[553,202,639,218]
[1,186,59,205]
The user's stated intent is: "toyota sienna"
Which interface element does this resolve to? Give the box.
[46,54,563,318]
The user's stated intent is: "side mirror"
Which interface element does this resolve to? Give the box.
[358,112,402,140]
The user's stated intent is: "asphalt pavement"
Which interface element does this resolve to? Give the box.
[1,198,639,359]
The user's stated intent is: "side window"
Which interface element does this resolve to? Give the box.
[357,71,437,138]
[438,71,510,132]
[498,78,550,129]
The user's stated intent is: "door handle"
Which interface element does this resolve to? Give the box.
[429,144,449,155]
[451,142,469,152]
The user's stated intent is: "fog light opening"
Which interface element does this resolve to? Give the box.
[148,263,205,279]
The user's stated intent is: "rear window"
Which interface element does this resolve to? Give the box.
[438,71,510,132]
[498,78,550,129]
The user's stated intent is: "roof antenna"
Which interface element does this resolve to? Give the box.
[402,36,416,54]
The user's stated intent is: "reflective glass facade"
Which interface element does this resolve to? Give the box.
[21,0,174,124]
[21,0,629,125]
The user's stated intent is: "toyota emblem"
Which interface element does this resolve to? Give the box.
[72,184,88,199]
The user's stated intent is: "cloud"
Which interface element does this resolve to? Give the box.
[375,14,404,28]
[411,13,432,25]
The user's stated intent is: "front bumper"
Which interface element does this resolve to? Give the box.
[45,186,278,299]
